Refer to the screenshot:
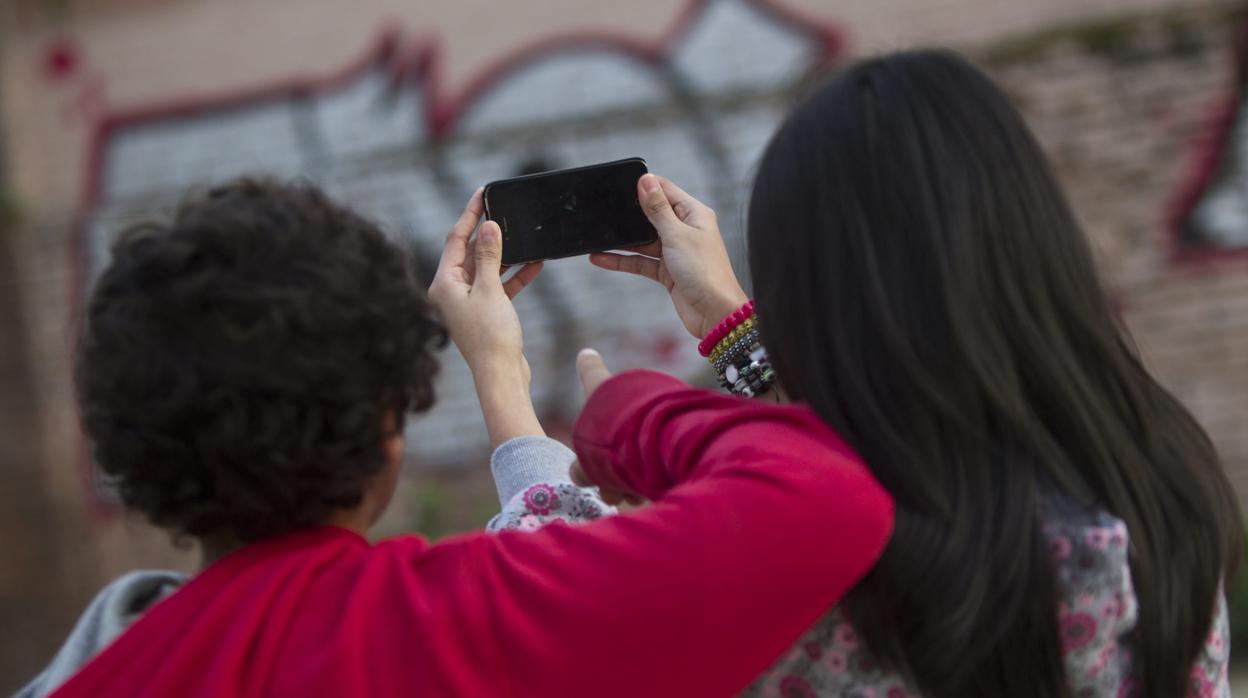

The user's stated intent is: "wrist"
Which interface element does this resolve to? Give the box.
[468,353,529,387]
[698,289,750,339]
[471,358,544,449]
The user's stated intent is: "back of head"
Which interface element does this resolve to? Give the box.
[77,179,445,544]
[748,49,1241,697]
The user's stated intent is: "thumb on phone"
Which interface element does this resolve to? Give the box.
[576,348,612,397]
[638,174,680,233]
[472,220,505,290]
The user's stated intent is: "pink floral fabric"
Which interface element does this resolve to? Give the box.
[487,482,608,532]
[521,483,561,515]
[741,511,1229,697]
[492,482,1231,697]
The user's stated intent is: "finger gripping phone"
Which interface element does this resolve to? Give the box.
[483,157,658,266]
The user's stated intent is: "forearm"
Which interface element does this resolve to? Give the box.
[573,371,808,500]
[451,376,893,696]
[470,361,545,449]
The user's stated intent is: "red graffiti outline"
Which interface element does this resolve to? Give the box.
[77,0,844,214]
[70,0,847,514]
[1166,21,1248,266]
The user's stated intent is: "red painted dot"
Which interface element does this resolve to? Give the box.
[43,40,80,80]
[651,334,682,363]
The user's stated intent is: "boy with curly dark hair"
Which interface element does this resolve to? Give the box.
[20,178,891,698]
[78,179,446,549]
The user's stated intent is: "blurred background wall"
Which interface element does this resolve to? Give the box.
[1,0,1246,691]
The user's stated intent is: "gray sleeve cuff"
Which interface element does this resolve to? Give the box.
[490,436,577,506]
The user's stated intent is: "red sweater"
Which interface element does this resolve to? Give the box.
[51,371,893,698]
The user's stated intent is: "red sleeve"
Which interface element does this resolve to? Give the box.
[423,370,893,697]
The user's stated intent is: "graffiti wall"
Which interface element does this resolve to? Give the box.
[9,0,1247,497]
[80,0,844,467]
[71,0,1248,474]
[1176,25,1248,250]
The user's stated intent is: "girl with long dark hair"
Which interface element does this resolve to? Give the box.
[532,49,1239,697]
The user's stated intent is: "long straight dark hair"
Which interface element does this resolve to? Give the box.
[748,49,1241,698]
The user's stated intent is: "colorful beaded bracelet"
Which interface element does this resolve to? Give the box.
[698,299,756,357]
[708,317,757,364]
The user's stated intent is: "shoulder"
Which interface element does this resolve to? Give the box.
[66,570,188,645]
[1190,591,1231,696]
[16,570,186,698]
[1045,508,1132,599]
[1045,507,1140,694]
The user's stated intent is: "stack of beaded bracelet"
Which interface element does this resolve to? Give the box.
[698,299,756,357]
[711,328,760,373]
[708,317,756,365]
[697,300,777,398]
[718,343,775,398]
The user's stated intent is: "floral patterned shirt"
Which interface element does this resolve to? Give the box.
[485,437,1231,697]
[484,436,615,534]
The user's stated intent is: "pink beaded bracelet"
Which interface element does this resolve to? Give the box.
[698,299,756,356]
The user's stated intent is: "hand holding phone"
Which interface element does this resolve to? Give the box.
[427,188,546,448]
[483,158,658,266]
[589,174,748,340]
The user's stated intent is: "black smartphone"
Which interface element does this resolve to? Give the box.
[483,157,657,266]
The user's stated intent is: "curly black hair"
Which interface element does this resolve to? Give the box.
[77,179,446,542]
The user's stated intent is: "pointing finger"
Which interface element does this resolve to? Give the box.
[576,348,612,397]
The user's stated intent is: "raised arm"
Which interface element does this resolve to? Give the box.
[430,371,892,697]
[427,189,892,696]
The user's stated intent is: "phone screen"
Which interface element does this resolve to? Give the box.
[485,158,657,265]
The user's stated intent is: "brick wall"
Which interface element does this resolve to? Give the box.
[978,7,1248,494]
